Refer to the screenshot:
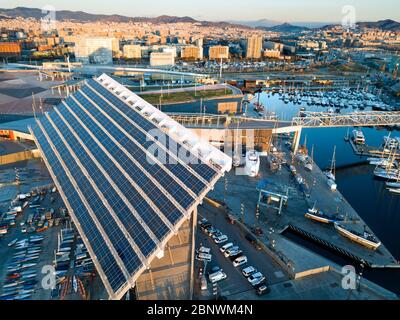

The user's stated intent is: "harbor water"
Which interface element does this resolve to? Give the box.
[162,92,400,260]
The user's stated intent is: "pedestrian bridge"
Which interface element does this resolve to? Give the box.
[167,111,400,130]
[291,111,400,128]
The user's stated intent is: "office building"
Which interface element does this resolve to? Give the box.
[245,35,263,59]
[181,46,203,60]
[0,42,22,59]
[122,44,142,59]
[74,37,114,65]
[209,45,229,60]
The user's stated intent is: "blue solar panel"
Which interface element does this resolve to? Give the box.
[31,124,127,292]
[73,90,196,210]
[30,74,227,299]
[64,97,184,224]
[51,108,171,241]
[81,85,208,195]
[86,79,219,183]
[40,118,142,274]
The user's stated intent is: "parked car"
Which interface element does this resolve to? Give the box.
[209,270,227,283]
[199,218,208,226]
[228,250,243,261]
[224,246,239,258]
[248,272,266,286]
[211,230,223,239]
[255,283,270,296]
[214,234,228,244]
[196,252,212,262]
[233,255,248,267]
[200,223,212,232]
[196,246,211,255]
[242,266,257,277]
[206,227,218,237]
[220,242,233,253]
[207,265,221,276]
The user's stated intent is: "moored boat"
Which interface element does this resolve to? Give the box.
[352,129,365,145]
[305,207,343,224]
[334,222,381,250]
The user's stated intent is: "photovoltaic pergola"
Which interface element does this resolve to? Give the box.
[29,74,231,300]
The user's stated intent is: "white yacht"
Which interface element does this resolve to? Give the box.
[244,150,260,177]
[352,129,365,145]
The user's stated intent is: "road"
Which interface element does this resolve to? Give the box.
[194,202,289,300]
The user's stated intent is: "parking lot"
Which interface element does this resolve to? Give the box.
[194,201,289,300]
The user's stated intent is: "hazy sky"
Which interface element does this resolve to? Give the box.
[2,0,399,22]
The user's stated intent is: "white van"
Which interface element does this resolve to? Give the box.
[233,255,247,267]
[196,252,212,262]
[208,270,227,283]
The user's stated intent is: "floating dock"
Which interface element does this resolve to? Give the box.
[349,138,400,160]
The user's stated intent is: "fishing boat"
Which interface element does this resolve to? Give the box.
[244,150,260,177]
[334,222,381,250]
[305,207,343,224]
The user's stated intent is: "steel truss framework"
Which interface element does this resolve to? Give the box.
[291,111,400,128]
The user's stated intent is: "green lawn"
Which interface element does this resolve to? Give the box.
[138,88,232,104]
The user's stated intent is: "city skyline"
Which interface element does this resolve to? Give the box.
[1,0,399,23]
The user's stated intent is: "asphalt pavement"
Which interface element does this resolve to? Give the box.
[194,202,289,300]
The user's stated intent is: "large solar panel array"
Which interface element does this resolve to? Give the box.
[30,73,231,300]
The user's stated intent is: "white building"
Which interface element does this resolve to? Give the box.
[150,51,175,67]
[123,44,142,59]
[74,37,114,65]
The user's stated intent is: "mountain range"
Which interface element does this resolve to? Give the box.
[0,6,249,29]
[0,7,399,32]
[257,23,310,33]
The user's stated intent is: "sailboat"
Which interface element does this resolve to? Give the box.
[386,169,400,193]
[374,143,399,181]
[324,146,336,181]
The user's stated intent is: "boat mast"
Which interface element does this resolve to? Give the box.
[330,145,336,177]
